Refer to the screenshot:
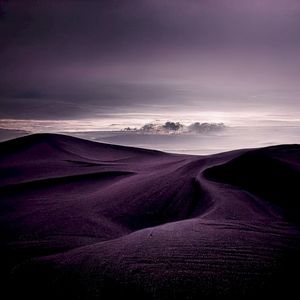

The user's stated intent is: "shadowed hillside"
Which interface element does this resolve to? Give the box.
[1,134,300,299]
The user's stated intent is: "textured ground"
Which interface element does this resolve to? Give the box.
[1,133,300,299]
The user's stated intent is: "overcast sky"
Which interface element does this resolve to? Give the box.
[1,0,300,125]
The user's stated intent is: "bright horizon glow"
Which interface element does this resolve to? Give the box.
[1,109,300,133]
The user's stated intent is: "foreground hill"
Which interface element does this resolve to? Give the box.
[1,133,300,299]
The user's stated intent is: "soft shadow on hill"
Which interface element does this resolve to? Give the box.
[1,134,300,299]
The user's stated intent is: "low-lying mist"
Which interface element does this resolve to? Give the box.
[1,119,300,155]
[68,125,300,155]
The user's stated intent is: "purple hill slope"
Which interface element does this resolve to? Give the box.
[1,134,300,299]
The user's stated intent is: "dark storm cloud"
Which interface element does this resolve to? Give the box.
[0,81,186,119]
[1,0,300,119]
[2,0,300,58]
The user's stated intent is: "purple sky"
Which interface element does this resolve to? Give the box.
[0,0,300,126]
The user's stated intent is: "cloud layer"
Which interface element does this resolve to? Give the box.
[123,121,225,134]
[0,0,300,122]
